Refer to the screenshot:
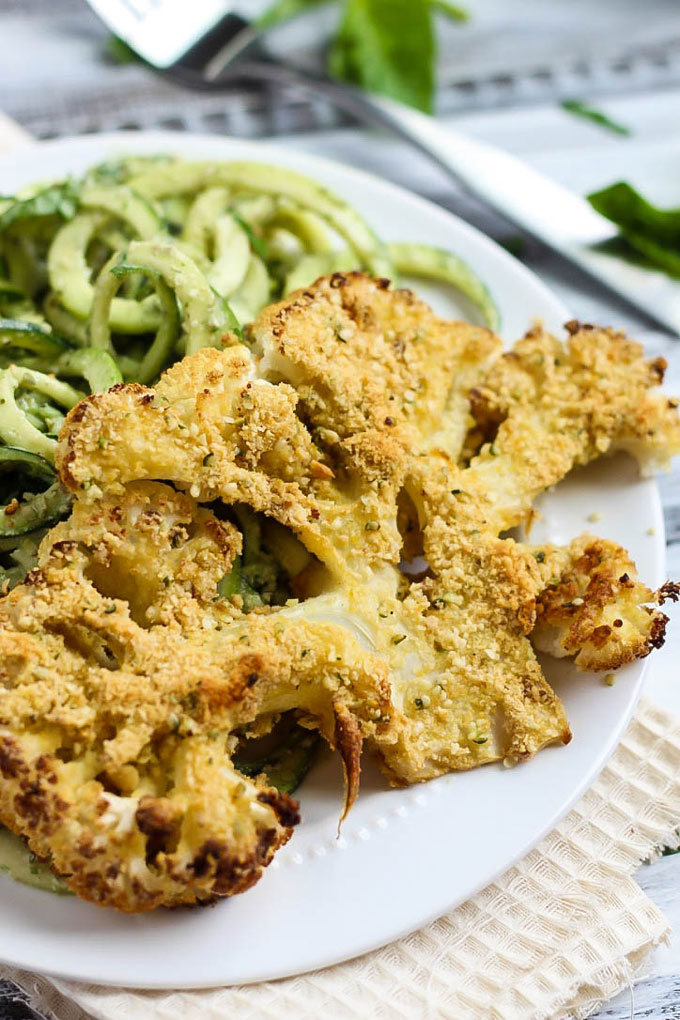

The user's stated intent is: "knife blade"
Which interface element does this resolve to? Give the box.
[374,97,680,336]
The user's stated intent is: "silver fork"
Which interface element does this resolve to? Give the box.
[83,0,680,335]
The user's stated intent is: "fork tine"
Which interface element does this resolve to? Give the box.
[85,0,233,68]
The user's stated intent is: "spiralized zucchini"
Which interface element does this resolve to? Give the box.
[0,153,499,591]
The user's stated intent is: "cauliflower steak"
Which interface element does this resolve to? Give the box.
[0,273,677,911]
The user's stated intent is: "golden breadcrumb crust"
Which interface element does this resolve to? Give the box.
[532,534,679,671]
[464,320,680,532]
[247,271,499,460]
[0,483,393,911]
[0,275,675,911]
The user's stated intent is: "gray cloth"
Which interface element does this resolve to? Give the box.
[0,979,53,1019]
[1,0,680,138]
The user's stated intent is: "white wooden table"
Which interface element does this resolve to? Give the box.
[0,2,679,1017]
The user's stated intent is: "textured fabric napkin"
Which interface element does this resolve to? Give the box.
[2,695,679,1020]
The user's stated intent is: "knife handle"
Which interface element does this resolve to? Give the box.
[367,95,610,247]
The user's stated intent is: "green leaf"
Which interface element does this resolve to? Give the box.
[217,556,263,608]
[232,213,270,261]
[105,34,142,65]
[587,182,680,243]
[328,0,435,113]
[429,0,469,22]
[585,181,680,281]
[561,100,630,136]
[498,234,526,257]
[619,230,680,280]
[596,234,680,280]
[222,297,245,341]
[206,286,245,341]
[0,180,81,233]
[234,723,320,794]
[257,0,330,29]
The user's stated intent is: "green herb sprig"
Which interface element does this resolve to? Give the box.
[561,100,630,137]
[587,181,680,280]
[259,0,470,112]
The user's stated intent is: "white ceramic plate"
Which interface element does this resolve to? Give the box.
[0,132,666,989]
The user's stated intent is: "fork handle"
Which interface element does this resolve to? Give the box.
[234,60,474,184]
[174,57,536,227]
[229,61,602,246]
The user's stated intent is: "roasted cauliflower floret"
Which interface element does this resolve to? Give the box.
[531,534,678,672]
[41,480,242,630]
[373,464,571,783]
[0,509,394,911]
[248,271,496,462]
[58,346,320,510]
[56,346,404,579]
[464,321,680,531]
[0,544,297,912]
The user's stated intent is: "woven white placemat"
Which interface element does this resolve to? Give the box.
[3,695,679,1020]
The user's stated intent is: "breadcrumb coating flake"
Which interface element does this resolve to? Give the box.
[1,275,677,911]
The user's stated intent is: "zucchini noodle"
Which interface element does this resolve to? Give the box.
[0,153,499,592]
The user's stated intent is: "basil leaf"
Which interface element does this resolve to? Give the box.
[214,291,246,342]
[619,230,680,280]
[328,0,435,113]
[587,182,680,243]
[105,34,143,65]
[586,181,680,280]
[0,180,80,233]
[232,213,269,261]
[561,100,630,137]
[257,0,330,29]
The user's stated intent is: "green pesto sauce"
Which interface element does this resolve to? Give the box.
[0,825,70,895]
